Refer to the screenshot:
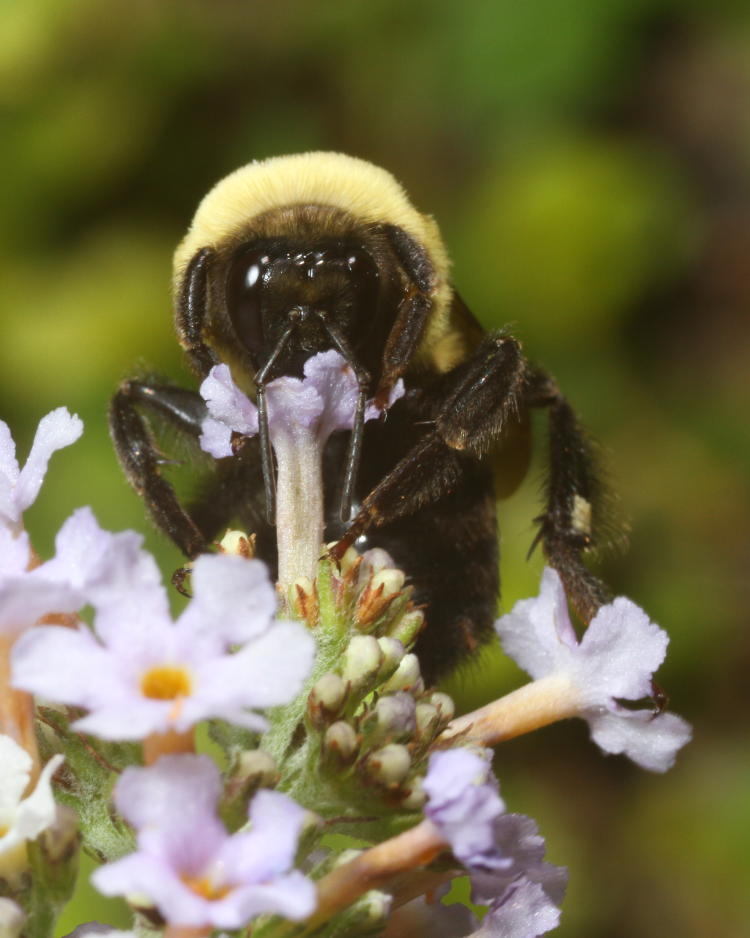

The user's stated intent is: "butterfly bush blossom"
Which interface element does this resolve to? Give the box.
[92,756,316,928]
[0,374,691,938]
[199,350,403,588]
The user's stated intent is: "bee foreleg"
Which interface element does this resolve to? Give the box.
[109,378,211,557]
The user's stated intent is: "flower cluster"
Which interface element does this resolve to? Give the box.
[0,369,692,938]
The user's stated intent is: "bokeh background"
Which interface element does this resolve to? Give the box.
[2,1,748,935]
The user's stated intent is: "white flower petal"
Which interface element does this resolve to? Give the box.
[183,554,278,645]
[495,568,577,679]
[203,621,315,709]
[0,422,20,527]
[576,598,669,703]
[200,418,234,458]
[8,755,63,844]
[586,706,692,772]
[200,365,258,435]
[11,625,128,706]
[15,408,83,514]
[0,736,32,822]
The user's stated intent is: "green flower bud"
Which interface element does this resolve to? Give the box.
[382,653,423,694]
[289,576,319,626]
[355,568,406,628]
[362,693,417,746]
[430,691,456,726]
[323,720,359,767]
[376,637,406,681]
[218,528,255,557]
[415,702,440,741]
[364,743,412,786]
[387,608,425,648]
[400,775,427,811]
[341,635,384,691]
[308,673,348,727]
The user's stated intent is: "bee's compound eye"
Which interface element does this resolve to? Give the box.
[345,248,379,286]
[226,248,270,358]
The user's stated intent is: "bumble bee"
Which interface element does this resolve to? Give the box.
[110,152,611,681]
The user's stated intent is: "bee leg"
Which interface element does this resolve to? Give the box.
[175,247,219,377]
[332,333,526,557]
[109,378,211,557]
[525,368,612,623]
[374,224,436,406]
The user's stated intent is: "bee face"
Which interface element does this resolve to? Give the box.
[225,237,380,377]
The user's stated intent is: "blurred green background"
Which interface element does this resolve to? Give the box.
[2,1,748,935]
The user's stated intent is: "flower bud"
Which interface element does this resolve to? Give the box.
[218,528,256,557]
[362,693,416,745]
[0,899,23,938]
[233,749,279,790]
[363,743,412,786]
[327,541,359,575]
[400,775,427,811]
[415,702,440,741]
[359,547,396,581]
[388,608,425,648]
[290,576,319,627]
[376,637,405,682]
[341,635,384,692]
[323,721,359,768]
[430,692,456,726]
[308,673,348,727]
[355,568,406,628]
[382,653,423,694]
[221,749,279,826]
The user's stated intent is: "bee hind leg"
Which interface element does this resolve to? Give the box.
[525,366,615,624]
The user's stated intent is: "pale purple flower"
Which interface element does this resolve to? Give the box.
[423,749,508,870]
[470,877,562,938]
[198,350,404,458]
[0,408,82,532]
[423,751,566,936]
[468,814,566,910]
[0,529,75,637]
[92,756,316,928]
[200,350,405,587]
[11,529,315,740]
[495,567,692,771]
[0,506,165,639]
[0,735,63,879]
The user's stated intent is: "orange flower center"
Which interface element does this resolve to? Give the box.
[140,665,192,701]
[182,873,232,901]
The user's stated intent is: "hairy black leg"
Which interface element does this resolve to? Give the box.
[332,333,525,558]
[525,367,612,623]
[109,379,212,557]
[175,248,218,377]
[374,224,437,405]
